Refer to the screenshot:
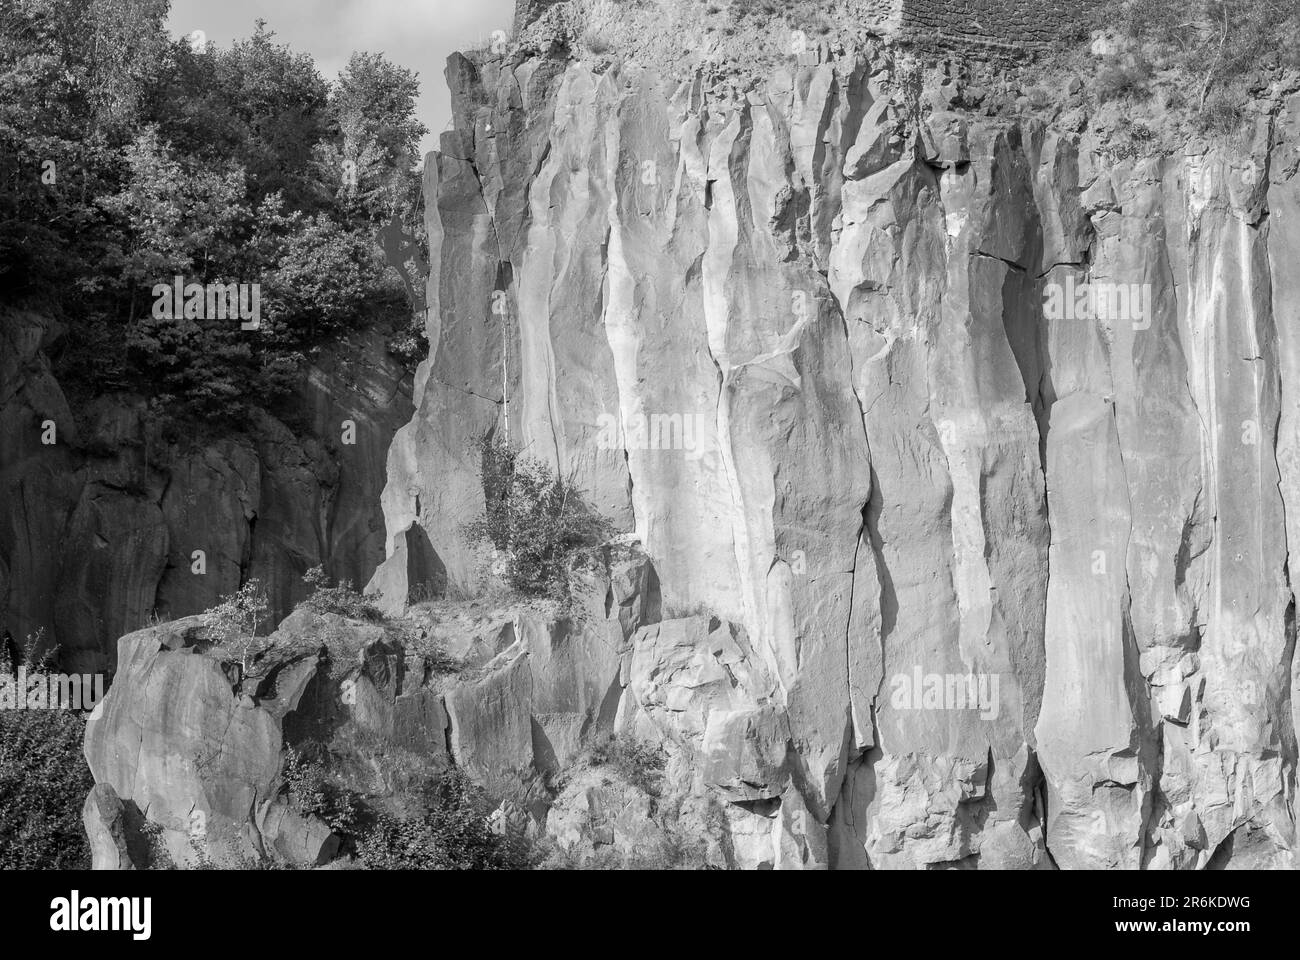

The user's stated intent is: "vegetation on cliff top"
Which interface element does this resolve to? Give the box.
[1086,0,1300,132]
[0,0,429,427]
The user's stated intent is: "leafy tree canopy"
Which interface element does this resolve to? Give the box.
[0,1,429,426]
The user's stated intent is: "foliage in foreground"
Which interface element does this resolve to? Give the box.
[0,710,93,869]
[284,743,528,870]
[0,640,94,869]
[354,769,529,870]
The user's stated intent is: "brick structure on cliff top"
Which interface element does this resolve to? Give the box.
[894,0,1103,48]
[516,0,1104,49]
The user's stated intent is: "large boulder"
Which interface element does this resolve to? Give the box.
[81,548,663,867]
[82,783,136,871]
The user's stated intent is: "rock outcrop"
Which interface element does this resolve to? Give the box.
[82,547,666,867]
[82,783,137,870]
[361,4,1300,868]
[74,0,1300,870]
[84,614,332,867]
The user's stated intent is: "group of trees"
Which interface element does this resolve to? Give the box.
[0,0,429,424]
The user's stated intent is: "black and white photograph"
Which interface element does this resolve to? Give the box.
[0,0,1293,938]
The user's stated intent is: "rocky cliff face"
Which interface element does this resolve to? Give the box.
[363,14,1300,868]
[83,549,663,868]
[1,308,413,674]
[74,2,1300,869]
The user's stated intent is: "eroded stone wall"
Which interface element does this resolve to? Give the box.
[0,311,413,674]
[898,0,1103,48]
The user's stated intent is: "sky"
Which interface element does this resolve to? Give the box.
[166,0,517,157]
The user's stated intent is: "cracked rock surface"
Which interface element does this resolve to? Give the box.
[363,32,1300,868]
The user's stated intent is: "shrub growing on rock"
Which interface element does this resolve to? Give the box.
[283,741,360,834]
[543,826,713,871]
[353,768,529,870]
[299,565,382,621]
[463,432,614,600]
[281,743,525,869]
[581,733,667,797]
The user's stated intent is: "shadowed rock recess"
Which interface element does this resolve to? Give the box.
[1,315,413,675]
[84,0,1300,869]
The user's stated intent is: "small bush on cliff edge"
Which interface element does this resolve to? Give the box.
[463,432,614,600]
[202,579,271,673]
[298,565,383,622]
[580,733,667,797]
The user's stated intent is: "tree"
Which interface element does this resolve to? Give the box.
[317,52,427,222]
[0,0,167,295]
[202,580,270,674]
[250,195,390,342]
[208,21,332,211]
[83,0,172,134]
[97,126,252,286]
[1,2,432,426]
